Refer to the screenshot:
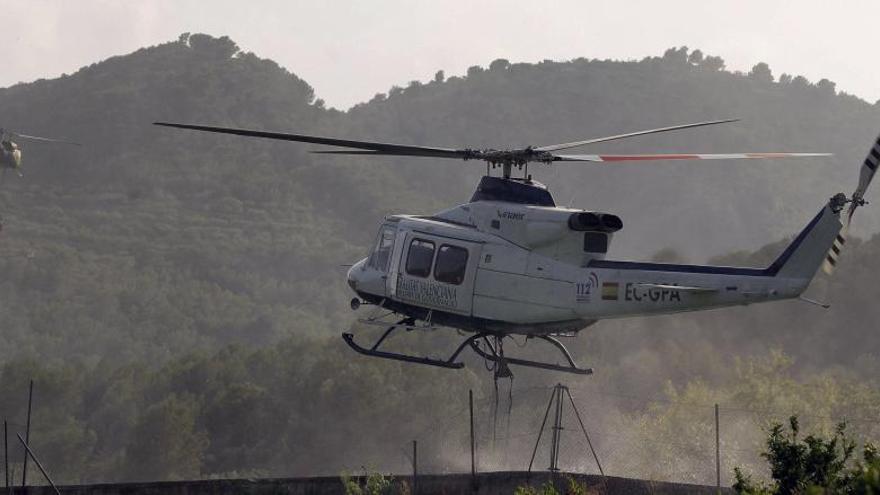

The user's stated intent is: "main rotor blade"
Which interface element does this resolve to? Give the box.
[153,122,468,159]
[553,152,831,162]
[534,118,739,152]
[310,150,459,158]
[14,133,81,146]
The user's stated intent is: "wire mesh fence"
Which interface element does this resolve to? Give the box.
[372,380,880,488]
[2,374,878,486]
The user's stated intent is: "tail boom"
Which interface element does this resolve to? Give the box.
[582,197,843,319]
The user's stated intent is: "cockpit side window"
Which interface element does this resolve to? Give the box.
[434,245,469,285]
[405,239,435,278]
[367,226,396,271]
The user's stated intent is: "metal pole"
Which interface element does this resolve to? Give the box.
[528,387,556,474]
[550,387,556,471]
[715,403,721,491]
[564,388,604,476]
[4,420,8,494]
[469,389,476,490]
[549,385,563,472]
[21,380,32,489]
[15,435,58,495]
[556,386,565,470]
[412,440,418,495]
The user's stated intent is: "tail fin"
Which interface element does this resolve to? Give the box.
[768,198,844,281]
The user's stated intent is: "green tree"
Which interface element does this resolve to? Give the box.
[123,395,209,481]
[791,75,811,89]
[341,472,405,495]
[816,78,837,95]
[663,46,689,64]
[490,58,511,72]
[749,63,774,83]
[850,443,880,493]
[701,55,726,71]
[466,65,484,77]
[514,475,588,495]
[733,417,857,494]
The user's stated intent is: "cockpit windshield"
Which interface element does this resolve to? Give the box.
[367,225,396,272]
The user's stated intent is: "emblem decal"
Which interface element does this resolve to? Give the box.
[576,272,599,303]
[601,282,619,301]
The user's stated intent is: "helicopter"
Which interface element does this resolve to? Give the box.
[0,127,80,177]
[154,119,875,377]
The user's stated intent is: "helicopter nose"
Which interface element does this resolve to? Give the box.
[346,260,364,292]
[347,269,357,291]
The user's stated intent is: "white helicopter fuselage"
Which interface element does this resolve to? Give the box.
[347,177,843,335]
[149,119,876,374]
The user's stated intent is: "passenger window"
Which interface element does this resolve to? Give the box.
[406,239,435,278]
[435,245,469,285]
[583,232,608,253]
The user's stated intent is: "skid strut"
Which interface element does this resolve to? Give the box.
[343,320,592,375]
[343,319,491,369]
[470,335,593,375]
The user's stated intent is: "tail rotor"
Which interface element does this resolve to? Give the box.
[821,133,880,274]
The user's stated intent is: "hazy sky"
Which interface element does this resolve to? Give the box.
[2,0,878,110]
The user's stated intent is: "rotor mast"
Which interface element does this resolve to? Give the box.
[481,147,547,180]
[499,161,517,180]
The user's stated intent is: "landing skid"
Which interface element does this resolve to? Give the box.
[470,335,593,375]
[342,319,592,376]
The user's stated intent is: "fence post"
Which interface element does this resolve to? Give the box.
[715,403,721,491]
[4,420,8,495]
[21,380,32,491]
[412,440,418,495]
[470,389,477,491]
[15,435,58,495]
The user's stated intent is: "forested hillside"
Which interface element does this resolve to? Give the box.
[1,34,879,483]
